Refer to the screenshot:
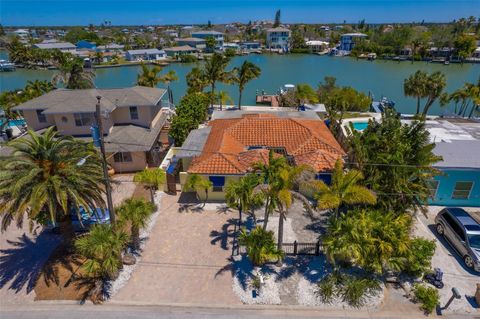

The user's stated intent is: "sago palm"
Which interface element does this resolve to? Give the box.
[117,198,156,250]
[0,127,105,243]
[133,168,166,203]
[313,160,376,218]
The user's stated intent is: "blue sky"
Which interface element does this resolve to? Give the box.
[1,0,479,26]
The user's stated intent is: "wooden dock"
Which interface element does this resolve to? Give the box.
[256,94,280,107]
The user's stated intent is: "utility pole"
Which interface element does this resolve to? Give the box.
[95,96,116,225]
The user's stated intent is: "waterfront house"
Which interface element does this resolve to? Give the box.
[339,33,367,52]
[76,40,97,50]
[176,113,345,200]
[425,119,480,207]
[240,41,261,51]
[164,45,199,57]
[175,37,206,50]
[33,41,77,52]
[306,40,329,53]
[126,49,167,61]
[97,43,124,53]
[12,29,30,40]
[12,87,172,173]
[191,31,224,50]
[163,29,179,38]
[266,27,291,51]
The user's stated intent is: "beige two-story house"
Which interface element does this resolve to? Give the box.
[13,86,172,173]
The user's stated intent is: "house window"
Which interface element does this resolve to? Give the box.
[36,110,47,123]
[452,181,473,200]
[74,113,94,127]
[427,180,439,199]
[129,106,139,120]
[209,176,225,192]
[315,173,332,185]
[113,152,132,163]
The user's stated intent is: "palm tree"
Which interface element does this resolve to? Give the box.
[0,127,105,243]
[239,226,283,266]
[203,53,231,108]
[217,90,233,111]
[404,70,428,114]
[133,168,166,203]
[160,70,178,105]
[184,174,213,207]
[313,160,376,218]
[117,198,156,250]
[225,173,263,226]
[231,61,261,110]
[186,67,208,94]
[137,64,163,87]
[75,224,128,279]
[52,56,95,89]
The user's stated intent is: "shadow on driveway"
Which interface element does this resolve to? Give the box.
[0,231,60,294]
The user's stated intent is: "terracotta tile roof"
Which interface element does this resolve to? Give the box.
[188,114,345,175]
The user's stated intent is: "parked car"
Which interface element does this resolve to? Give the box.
[48,207,110,233]
[435,207,480,271]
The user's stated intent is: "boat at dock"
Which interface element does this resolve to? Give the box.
[0,60,16,72]
[370,96,396,113]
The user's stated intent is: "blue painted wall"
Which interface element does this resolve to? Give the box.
[429,168,480,207]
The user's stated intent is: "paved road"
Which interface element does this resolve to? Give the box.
[0,304,475,319]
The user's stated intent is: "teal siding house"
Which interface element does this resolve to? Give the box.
[427,120,480,207]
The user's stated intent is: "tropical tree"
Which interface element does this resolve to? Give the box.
[403,70,446,116]
[348,109,442,214]
[231,61,261,109]
[225,173,263,225]
[453,34,476,63]
[133,168,166,203]
[323,209,412,274]
[217,90,234,111]
[117,198,156,250]
[239,226,283,266]
[137,64,163,87]
[312,160,376,218]
[205,36,217,52]
[184,174,213,206]
[443,80,480,118]
[203,53,231,108]
[161,69,179,104]
[295,83,319,106]
[0,127,105,243]
[75,224,128,279]
[53,55,95,89]
[186,67,208,94]
[273,9,281,27]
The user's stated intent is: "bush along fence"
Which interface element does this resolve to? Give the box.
[237,240,323,256]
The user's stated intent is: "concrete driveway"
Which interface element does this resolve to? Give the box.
[111,193,241,306]
[414,206,480,315]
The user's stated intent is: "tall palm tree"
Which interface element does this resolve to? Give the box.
[313,160,376,218]
[203,53,231,108]
[225,173,263,226]
[231,61,261,110]
[133,168,166,203]
[184,174,213,207]
[186,67,208,94]
[53,56,95,89]
[0,127,105,243]
[75,224,128,279]
[421,71,446,116]
[137,64,163,87]
[404,70,428,114]
[117,198,156,250]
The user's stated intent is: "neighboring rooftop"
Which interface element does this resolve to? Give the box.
[176,127,211,158]
[175,37,206,42]
[211,108,321,120]
[341,33,368,37]
[13,86,167,114]
[33,42,76,50]
[266,27,291,32]
[424,119,480,168]
[164,45,198,52]
[127,48,166,55]
[191,30,223,35]
[187,114,345,175]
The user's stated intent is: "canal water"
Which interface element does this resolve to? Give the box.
[1,51,479,115]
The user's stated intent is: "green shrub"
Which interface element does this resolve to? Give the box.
[316,270,381,308]
[179,54,198,63]
[413,283,439,314]
[403,238,436,276]
[238,226,282,266]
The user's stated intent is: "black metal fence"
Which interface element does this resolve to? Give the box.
[237,240,322,256]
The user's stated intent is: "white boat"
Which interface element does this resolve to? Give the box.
[0,60,16,72]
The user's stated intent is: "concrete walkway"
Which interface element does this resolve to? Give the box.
[112,194,241,305]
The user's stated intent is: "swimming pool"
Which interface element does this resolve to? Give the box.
[352,122,369,131]
[0,119,26,127]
